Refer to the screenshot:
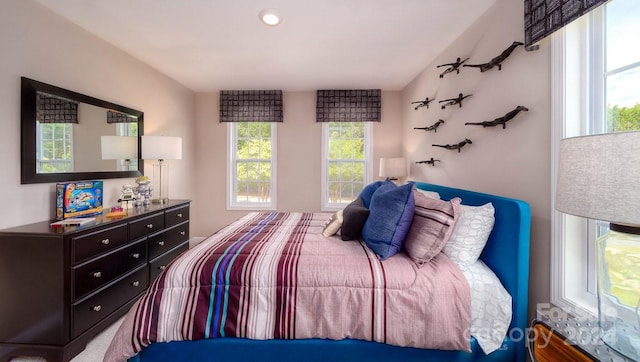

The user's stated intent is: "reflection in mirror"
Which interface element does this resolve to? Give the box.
[21,77,144,184]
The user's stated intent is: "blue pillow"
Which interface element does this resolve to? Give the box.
[359,179,392,208]
[362,181,415,260]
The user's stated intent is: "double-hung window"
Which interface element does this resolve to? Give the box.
[228,122,276,210]
[321,122,372,210]
[36,122,73,173]
[551,0,640,316]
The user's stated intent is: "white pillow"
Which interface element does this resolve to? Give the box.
[462,260,512,355]
[322,210,343,237]
[442,202,495,269]
[416,189,440,200]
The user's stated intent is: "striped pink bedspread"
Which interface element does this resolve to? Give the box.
[105,212,471,362]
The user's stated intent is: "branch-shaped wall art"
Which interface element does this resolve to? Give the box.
[463,41,524,72]
[436,57,469,78]
[413,119,445,133]
[439,93,472,109]
[432,138,473,153]
[410,97,434,110]
[416,158,441,166]
[465,105,529,129]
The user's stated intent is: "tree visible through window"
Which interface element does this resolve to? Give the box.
[323,122,370,208]
[229,122,275,208]
[36,122,73,173]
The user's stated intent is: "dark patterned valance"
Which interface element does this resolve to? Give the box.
[107,110,135,124]
[219,90,283,122]
[316,89,381,122]
[524,0,608,47]
[36,92,78,124]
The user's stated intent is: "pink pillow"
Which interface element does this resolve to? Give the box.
[403,191,461,267]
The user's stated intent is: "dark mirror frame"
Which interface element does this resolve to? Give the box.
[21,77,144,184]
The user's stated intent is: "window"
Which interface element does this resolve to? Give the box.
[551,0,640,316]
[228,122,276,210]
[36,122,73,173]
[321,122,372,210]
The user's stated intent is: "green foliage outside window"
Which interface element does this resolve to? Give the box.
[607,103,640,132]
[235,122,272,203]
[327,122,366,204]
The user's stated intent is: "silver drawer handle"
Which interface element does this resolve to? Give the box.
[101,238,110,245]
[131,252,140,259]
[158,265,167,271]
[92,305,102,312]
[157,241,165,246]
[92,271,102,278]
[146,223,154,229]
[176,213,183,218]
[179,231,186,236]
[131,281,140,287]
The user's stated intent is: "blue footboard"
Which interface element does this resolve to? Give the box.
[130,182,531,362]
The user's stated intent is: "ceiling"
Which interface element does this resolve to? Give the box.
[34,0,497,92]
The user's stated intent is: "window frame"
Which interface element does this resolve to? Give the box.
[36,122,74,173]
[226,122,277,211]
[551,1,640,318]
[320,121,373,211]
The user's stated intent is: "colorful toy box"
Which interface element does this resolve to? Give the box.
[56,180,103,220]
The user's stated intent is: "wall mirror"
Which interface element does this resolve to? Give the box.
[21,77,144,184]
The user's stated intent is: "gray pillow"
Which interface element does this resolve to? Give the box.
[341,197,370,241]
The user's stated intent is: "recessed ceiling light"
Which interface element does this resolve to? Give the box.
[259,9,281,26]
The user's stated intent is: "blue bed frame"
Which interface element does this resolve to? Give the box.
[130,182,531,362]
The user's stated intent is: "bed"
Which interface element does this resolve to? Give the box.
[105,182,531,362]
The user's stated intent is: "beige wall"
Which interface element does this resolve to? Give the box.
[402,0,551,320]
[0,0,196,229]
[192,91,403,237]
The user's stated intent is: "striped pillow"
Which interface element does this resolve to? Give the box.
[403,190,461,267]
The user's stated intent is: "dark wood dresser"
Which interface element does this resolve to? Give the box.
[0,200,190,362]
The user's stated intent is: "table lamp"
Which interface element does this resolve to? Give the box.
[141,135,182,204]
[555,131,640,360]
[101,136,137,171]
[379,157,407,182]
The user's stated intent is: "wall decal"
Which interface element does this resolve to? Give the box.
[416,158,441,166]
[437,57,469,78]
[432,138,473,153]
[413,119,445,133]
[465,105,529,129]
[411,97,434,110]
[463,41,524,72]
[439,93,472,109]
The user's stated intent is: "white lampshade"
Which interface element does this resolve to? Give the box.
[141,136,182,161]
[555,131,640,226]
[556,131,640,360]
[101,136,137,160]
[379,157,407,179]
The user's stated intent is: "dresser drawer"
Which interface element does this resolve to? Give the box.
[148,221,190,260]
[129,212,165,241]
[72,224,127,264]
[165,205,189,228]
[72,239,147,300]
[149,242,189,283]
[71,266,147,338]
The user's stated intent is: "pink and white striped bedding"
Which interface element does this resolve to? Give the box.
[105,212,471,362]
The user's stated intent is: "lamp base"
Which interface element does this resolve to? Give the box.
[597,223,640,360]
[151,198,169,204]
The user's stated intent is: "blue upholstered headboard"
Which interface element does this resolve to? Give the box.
[414,182,531,360]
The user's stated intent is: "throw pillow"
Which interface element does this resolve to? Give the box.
[322,209,343,237]
[359,179,392,208]
[361,181,415,260]
[341,197,370,241]
[442,202,495,269]
[403,192,461,266]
